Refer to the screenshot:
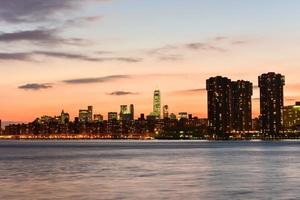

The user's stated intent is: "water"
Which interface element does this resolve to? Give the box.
[0,140,299,200]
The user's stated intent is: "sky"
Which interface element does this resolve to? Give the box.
[0,0,300,123]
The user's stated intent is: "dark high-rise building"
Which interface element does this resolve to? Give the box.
[87,106,93,122]
[108,112,118,121]
[130,104,134,120]
[231,80,253,132]
[206,76,232,138]
[60,110,70,124]
[163,105,169,119]
[139,113,145,120]
[258,72,285,136]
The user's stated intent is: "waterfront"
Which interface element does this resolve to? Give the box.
[0,140,299,200]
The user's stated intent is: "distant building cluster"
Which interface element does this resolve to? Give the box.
[1,72,300,140]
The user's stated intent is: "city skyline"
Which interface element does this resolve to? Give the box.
[1,0,300,122]
[1,72,299,125]
[0,71,293,121]
[3,72,300,140]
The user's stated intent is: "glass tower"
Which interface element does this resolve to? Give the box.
[153,90,161,119]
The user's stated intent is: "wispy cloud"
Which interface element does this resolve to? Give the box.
[63,75,131,84]
[107,91,139,96]
[18,73,196,91]
[0,29,55,42]
[0,0,108,23]
[35,51,142,62]
[18,83,52,90]
[159,54,183,61]
[185,42,227,52]
[0,52,31,61]
[64,16,103,26]
[0,51,142,63]
[147,36,250,61]
[34,51,103,62]
[0,29,89,46]
[231,40,248,45]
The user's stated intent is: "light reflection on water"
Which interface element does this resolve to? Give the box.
[0,140,299,200]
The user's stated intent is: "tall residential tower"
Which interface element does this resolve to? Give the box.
[231,80,253,133]
[206,76,253,137]
[206,76,232,138]
[258,72,285,136]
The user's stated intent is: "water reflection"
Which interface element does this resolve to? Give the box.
[0,141,299,200]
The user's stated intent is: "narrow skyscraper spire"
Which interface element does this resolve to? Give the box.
[153,90,161,119]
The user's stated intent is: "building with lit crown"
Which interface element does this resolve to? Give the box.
[152,90,161,119]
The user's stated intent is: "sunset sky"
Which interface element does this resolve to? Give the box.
[1,0,300,123]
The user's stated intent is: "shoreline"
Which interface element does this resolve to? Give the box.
[1,135,300,141]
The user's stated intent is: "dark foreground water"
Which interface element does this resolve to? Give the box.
[0,140,299,200]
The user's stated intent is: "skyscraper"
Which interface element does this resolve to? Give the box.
[120,105,128,120]
[79,106,93,122]
[206,76,232,138]
[163,105,169,119]
[108,112,118,121]
[130,104,134,120]
[60,110,70,124]
[153,90,161,119]
[87,106,93,122]
[79,109,89,122]
[258,72,285,136]
[231,80,253,133]
[119,104,134,121]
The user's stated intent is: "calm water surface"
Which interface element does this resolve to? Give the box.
[0,140,299,200]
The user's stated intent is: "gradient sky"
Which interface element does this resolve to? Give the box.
[0,0,300,123]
